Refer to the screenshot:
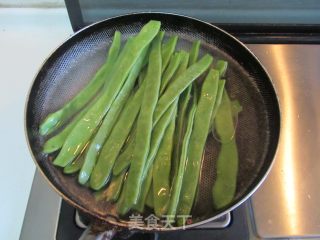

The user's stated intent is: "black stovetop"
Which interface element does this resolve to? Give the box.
[56,200,250,240]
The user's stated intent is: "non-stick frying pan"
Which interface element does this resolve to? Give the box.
[25,12,280,237]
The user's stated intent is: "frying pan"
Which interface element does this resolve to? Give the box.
[25,12,280,238]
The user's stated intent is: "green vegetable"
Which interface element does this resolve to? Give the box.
[170,52,190,182]
[212,90,240,209]
[113,99,177,178]
[209,60,228,128]
[99,171,127,202]
[133,168,153,213]
[153,116,176,216]
[138,67,147,86]
[167,96,197,217]
[109,173,126,202]
[153,54,213,125]
[189,40,201,66]
[161,36,178,73]
[209,80,226,134]
[89,84,145,190]
[171,42,199,182]
[208,60,228,134]
[63,154,85,174]
[211,80,226,119]
[215,60,228,77]
[177,69,219,225]
[78,45,149,185]
[112,131,136,176]
[43,100,93,154]
[63,140,92,174]
[39,31,122,136]
[119,31,164,213]
[145,186,154,209]
[171,51,190,82]
[53,20,160,168]
[160,52,182,94]
[143,100,178,179]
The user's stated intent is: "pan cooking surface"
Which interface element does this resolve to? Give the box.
[26,13,280,230]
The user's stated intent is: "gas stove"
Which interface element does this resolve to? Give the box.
[21,171,253,240]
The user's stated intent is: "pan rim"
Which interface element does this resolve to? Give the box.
[24,11,281,231]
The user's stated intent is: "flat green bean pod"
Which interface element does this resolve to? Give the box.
[161,35,178,73]
[189,40,201,66]
[153,54,213,125]
[143,100,178,179]
[63,154,85,174]
[145,186,154,209]
[171,43,199,182]
[108,172,126,202]
[89,84,145,190]
[133,168,153,213]
[177,69,219,225]
[39,31,122,136]
[170,51,190,181]
[113,99,177,178]
[95,171,126,202]
[212,90,240,209]
[63,140,91,174]
[160,52,182,94]
[153,116,176,216]
[120,31,164,213]
[112,130,136,176]
[209,80,226,134]
[53,21,160,167]
[78,45,148,185]
[171,87,191,183]
[171,51,189,83]
[215,60,228,77]
[43,100,93,154]
[167,97,197,218]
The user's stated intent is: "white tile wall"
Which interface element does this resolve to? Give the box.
[0,0,64,7]
[0,8,72,240]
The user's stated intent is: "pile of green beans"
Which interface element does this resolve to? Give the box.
[40,21,241,227]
